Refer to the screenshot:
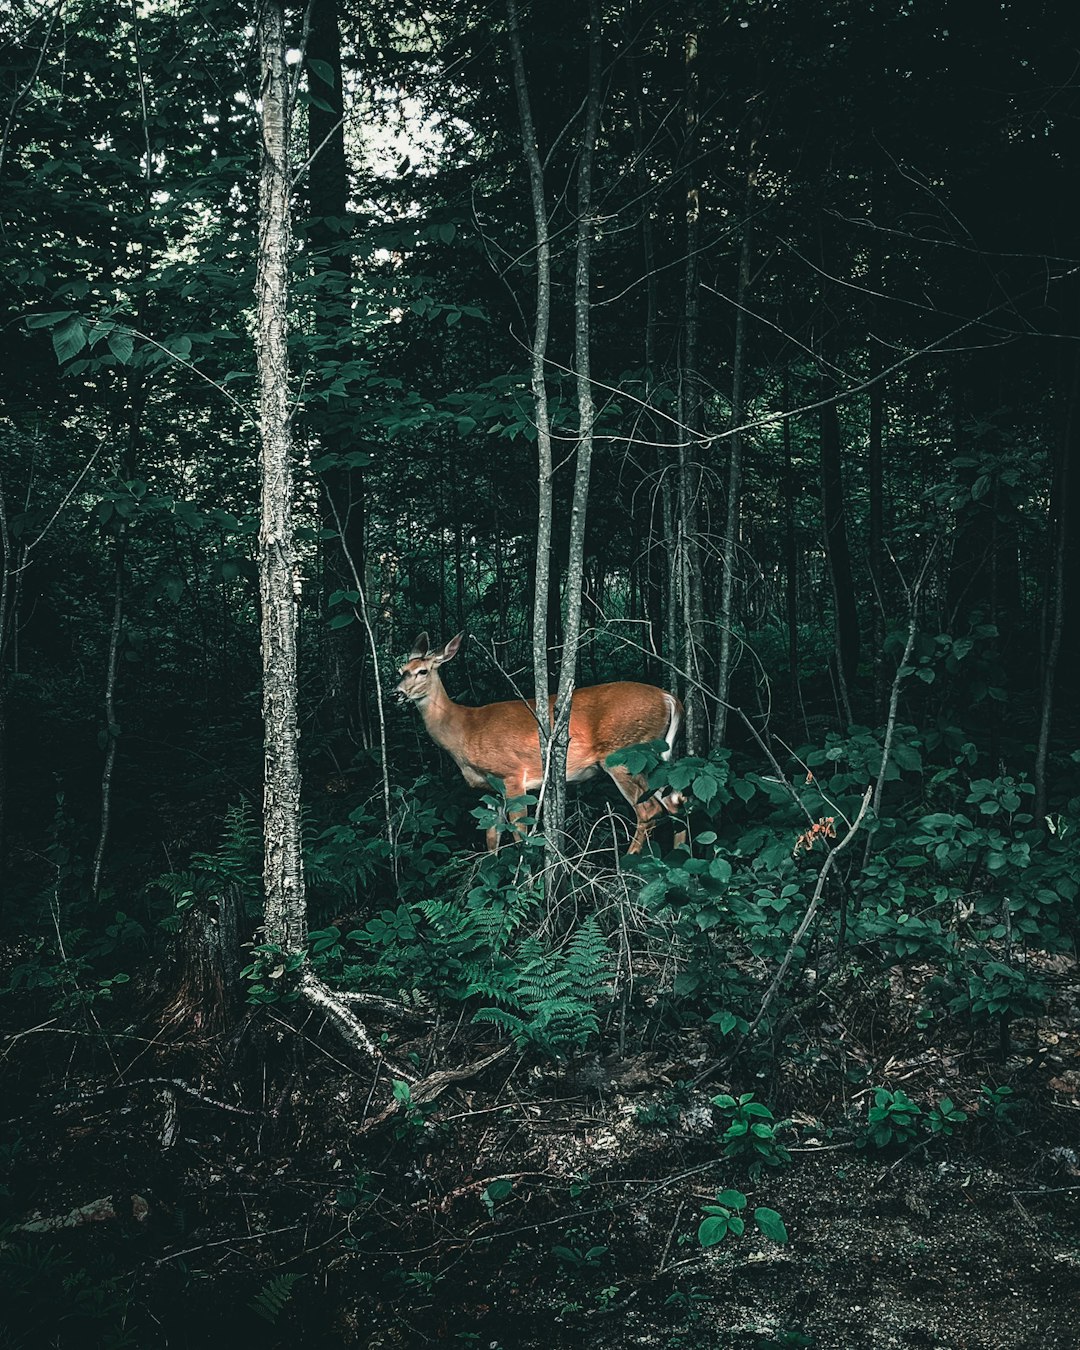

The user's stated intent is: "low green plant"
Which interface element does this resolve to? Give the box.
[551,1242,609,1269]
[482,1178,514,1218]
[239,942,305,1003]
[471,917,611,1055]
[977,1083,1019,1132]
[390,1079,437,1145]
[927,1096,968,1137]
[861,1087,923,1149]
[948,960,1049,1023]
[697,1190,788,1247]
[249,1273,302,1325]
[711,1093,791,1175]
[636,1081,692,1128]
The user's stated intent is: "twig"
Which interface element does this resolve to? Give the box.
[324,492,396,877]
[359,1045,512,1133]
[154,1224,300,1266]
[740,784,873,1044]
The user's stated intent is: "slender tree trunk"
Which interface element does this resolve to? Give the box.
[713,119,759,750]
[630,3,665,680]
[0,471,14,874]
[868,355,886,712]
[782,365,800,718]
[1035,349,1079,820]
[256,0,306,953]
[678,17,707,754]
[548,0,603,857]
[507,0,557,853]
[866,208,887,715]
[820,399,858,720]
[92,540,124,899]
[308,0,368,760]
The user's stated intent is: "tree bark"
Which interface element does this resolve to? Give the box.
[256,0,306,953]
[781,365,800,720]
[92,540,124,900]
[506,0,557,852]
[820,399,858,720]
[1035,348,1079,820]
[307,0,368,761]
[549,0,603,853]
[713,118,760,750]
[677,16,707,755]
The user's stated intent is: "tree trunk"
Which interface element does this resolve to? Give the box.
[549,0,602,854]
[506,0,558,854]
[820,399,858,719]
[713,118,760,750]
[256,0,306,953]
[307,0,368,761]
[678,17,707,755]
[868,352,886,713]
[630,2,665,680]
[782,365,800,719]
[0,470,14,874]
[1035,348,1079,820]
[92,539,124,900]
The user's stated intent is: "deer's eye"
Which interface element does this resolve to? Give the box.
[417,668,429,675]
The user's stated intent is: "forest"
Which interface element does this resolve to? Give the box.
[2,0,1079,1345]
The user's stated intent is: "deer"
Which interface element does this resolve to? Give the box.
[394,632,684,853]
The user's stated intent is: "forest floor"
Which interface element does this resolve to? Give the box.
[3,953,1080,1349]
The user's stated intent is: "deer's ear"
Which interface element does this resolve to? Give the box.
[409,632,430,659]
[435,632,464,664]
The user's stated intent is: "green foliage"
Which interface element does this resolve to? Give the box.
[471,917,611,1055]
[0,1237,136,1347]
[150,802,262,922]
[711,1094,792,1175]
[391,1079,444,1147]
[248,1273,303,1325]
[240,944,305,1004]
[551,1242,609,1269]
[977,1084,1019,1134]
[927,1097,968,1138]
[482,1178,514,1218]
[861,1088,923,1150]
[697,1190,789,1248]
[947,961,1049,1024]
[635,1080,693,1128]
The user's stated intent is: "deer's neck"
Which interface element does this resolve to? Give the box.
[420,675,467,754]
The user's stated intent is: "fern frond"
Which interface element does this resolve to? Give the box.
[249,1272,302,1325]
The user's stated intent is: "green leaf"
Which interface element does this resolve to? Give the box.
[26,310,76,330]
[693,772,718,804]
[308,57,336,88]
[697,1215,730,1247]
[716,1189,746,1209]
[754,1207,788,1243]
[329,612,355,628]
[107,329,134,364]
[483,1178,513,1208]
[52,316,88,364]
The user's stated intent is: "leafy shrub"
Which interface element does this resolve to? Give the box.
[861,1087,922,1149]
[711,1093,791,1175]
[697,1189,788,1247]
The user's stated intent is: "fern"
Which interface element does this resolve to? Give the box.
[472,917,612,1055]
[249,1272,302,1325]
[150,802,261,915]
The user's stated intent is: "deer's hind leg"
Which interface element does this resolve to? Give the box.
[602,763,668,854]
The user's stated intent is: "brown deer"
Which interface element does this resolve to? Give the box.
[395,632,683,852]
